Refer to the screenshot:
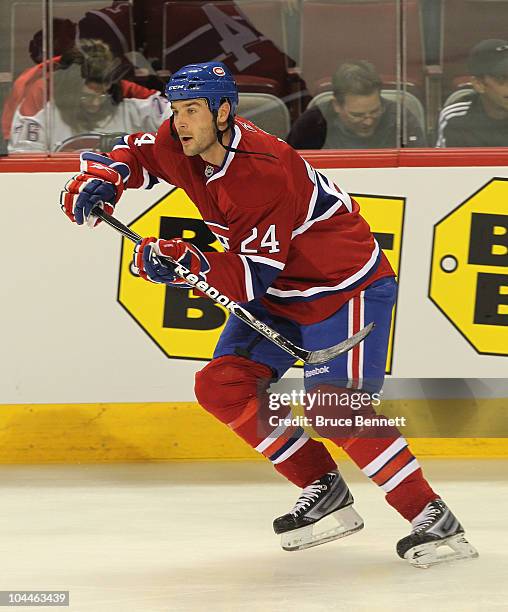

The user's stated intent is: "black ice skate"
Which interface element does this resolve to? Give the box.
[273,471,364,551]
[397,499,479,568]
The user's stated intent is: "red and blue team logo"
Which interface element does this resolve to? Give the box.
[213,66,225,77]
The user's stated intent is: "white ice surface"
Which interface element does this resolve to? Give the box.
[0,460,506,612]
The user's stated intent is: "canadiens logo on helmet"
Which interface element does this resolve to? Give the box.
[213,66,226,77]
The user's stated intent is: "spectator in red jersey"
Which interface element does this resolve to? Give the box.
[9,39,169,152]
[1,18,77,141]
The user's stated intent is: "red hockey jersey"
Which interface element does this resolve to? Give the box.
[108,117,394,324]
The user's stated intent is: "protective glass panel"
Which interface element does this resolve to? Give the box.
[293,0,404,150]
[400,0,427,147]
[6,1,508,154]
[160,0,296,139]
[1,0,45,154]
[432,0,508,148]
[7,0,170,154]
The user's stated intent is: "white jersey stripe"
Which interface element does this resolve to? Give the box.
[321,172,353,212]
[272,432,309,464]
[362,437,408,477]
[380,458,420,492]
[206,221,229,231]
[303,158,316,183]
[112,135,130,151]
[206,125,241,184]
[141,167,151,189]
[267,240,380,298]
[243,255,285,270]
[348,293,364,388]
[239,255,255,301]
[358,290,365,389]
[255,420,290,453]
[292,199,344,238]
[299,180,318,229]
[347,297,354,387]
[292,172,347,238]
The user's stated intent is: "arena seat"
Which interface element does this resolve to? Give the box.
[299,0,425,97]
[237,92,290,139]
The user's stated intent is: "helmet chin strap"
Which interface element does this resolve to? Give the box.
[169,106,278,160]
[214,112,277,159]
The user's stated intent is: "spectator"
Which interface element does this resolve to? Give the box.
[9,39,169,152]
[2,56,61,142]
[287,60,425,149]
[436,39,508,147]
[2,18,77,141]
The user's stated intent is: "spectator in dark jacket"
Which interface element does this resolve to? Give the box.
[437,39,508,147]
[287,60,425,149]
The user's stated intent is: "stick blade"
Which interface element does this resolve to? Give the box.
[305,322,375,365]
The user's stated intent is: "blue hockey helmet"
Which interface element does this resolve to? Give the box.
[165,62,239,117]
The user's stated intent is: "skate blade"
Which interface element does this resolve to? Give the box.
[405,533,479,569]
[281,505,364,552]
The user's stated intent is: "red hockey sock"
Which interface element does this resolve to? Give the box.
[195,356,336,488]
[308,385,438,521]
[341,436,438,521]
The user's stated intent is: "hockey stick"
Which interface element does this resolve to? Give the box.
[93,207,374,364]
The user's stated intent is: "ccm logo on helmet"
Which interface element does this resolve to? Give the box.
[213,66,226,77]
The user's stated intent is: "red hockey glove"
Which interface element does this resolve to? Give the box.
[60,152,130,227]
[133,237,210,285]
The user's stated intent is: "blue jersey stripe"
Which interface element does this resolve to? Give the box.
[268,427,305,462]
[310,171,346,222]
[244,257,283,299]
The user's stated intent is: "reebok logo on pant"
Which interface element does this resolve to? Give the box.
[305,366,330,378]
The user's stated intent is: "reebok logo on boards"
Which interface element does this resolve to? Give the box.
[304,366,330,378]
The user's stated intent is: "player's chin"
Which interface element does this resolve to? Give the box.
[181,142,196,156]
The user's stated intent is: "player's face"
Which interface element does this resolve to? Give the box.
[334,92,384,138]
[474,75,508,118]
[171,99,217,156]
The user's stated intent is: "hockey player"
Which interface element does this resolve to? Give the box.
[60,62,478,568]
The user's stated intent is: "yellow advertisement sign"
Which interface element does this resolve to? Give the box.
[118,188,226,361]
[119,189,405,370]
[354,194,405,373]
[430,178,508,356]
